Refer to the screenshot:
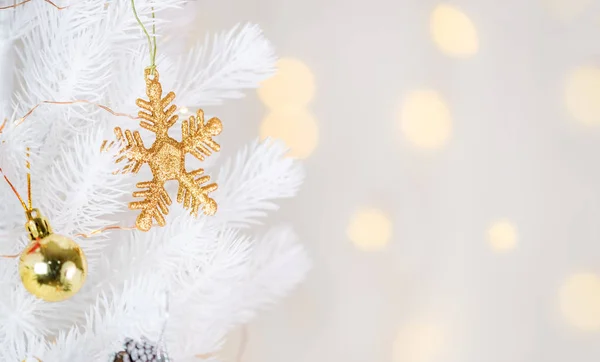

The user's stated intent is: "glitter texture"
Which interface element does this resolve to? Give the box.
[115,68,222,231]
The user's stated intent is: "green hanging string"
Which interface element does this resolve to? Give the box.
[131,0,157,74]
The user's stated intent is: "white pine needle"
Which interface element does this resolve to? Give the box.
[173,23,277,106]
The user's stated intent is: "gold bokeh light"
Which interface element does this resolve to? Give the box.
[560,273,600,331]
[346,208,392,251]
[565,66,600,125]
[258,58,316,110]
[430,4,479,58]
[260,108,319,159]
[393,322,445,362]
[399,90,452,149]
[487,220,518,253]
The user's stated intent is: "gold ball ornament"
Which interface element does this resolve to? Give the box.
[18,209,87,302]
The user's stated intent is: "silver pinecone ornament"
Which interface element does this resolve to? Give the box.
[112,338,170,362]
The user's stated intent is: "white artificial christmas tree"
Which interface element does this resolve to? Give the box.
[0,2,309,361]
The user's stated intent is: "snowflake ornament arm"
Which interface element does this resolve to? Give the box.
[130,179,173,230]
[177,109,222,216]
[136,80,178,136]
[114,69,222,231]
[114,128,148,173]
[182,109,221,161]
[177,168,218,217]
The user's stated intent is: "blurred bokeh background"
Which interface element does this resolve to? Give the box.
[186,1,600,361]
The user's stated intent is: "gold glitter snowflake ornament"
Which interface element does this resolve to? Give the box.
[115,68,222,231]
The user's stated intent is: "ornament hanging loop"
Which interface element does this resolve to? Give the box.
[145,67,159,82]
[24,208,52,241]
[147,65,157,78]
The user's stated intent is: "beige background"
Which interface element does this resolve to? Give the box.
[190,1,600,361]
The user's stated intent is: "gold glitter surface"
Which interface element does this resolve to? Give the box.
[115,68,222,231]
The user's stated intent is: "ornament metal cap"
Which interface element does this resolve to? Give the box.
[24,208,53,240]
